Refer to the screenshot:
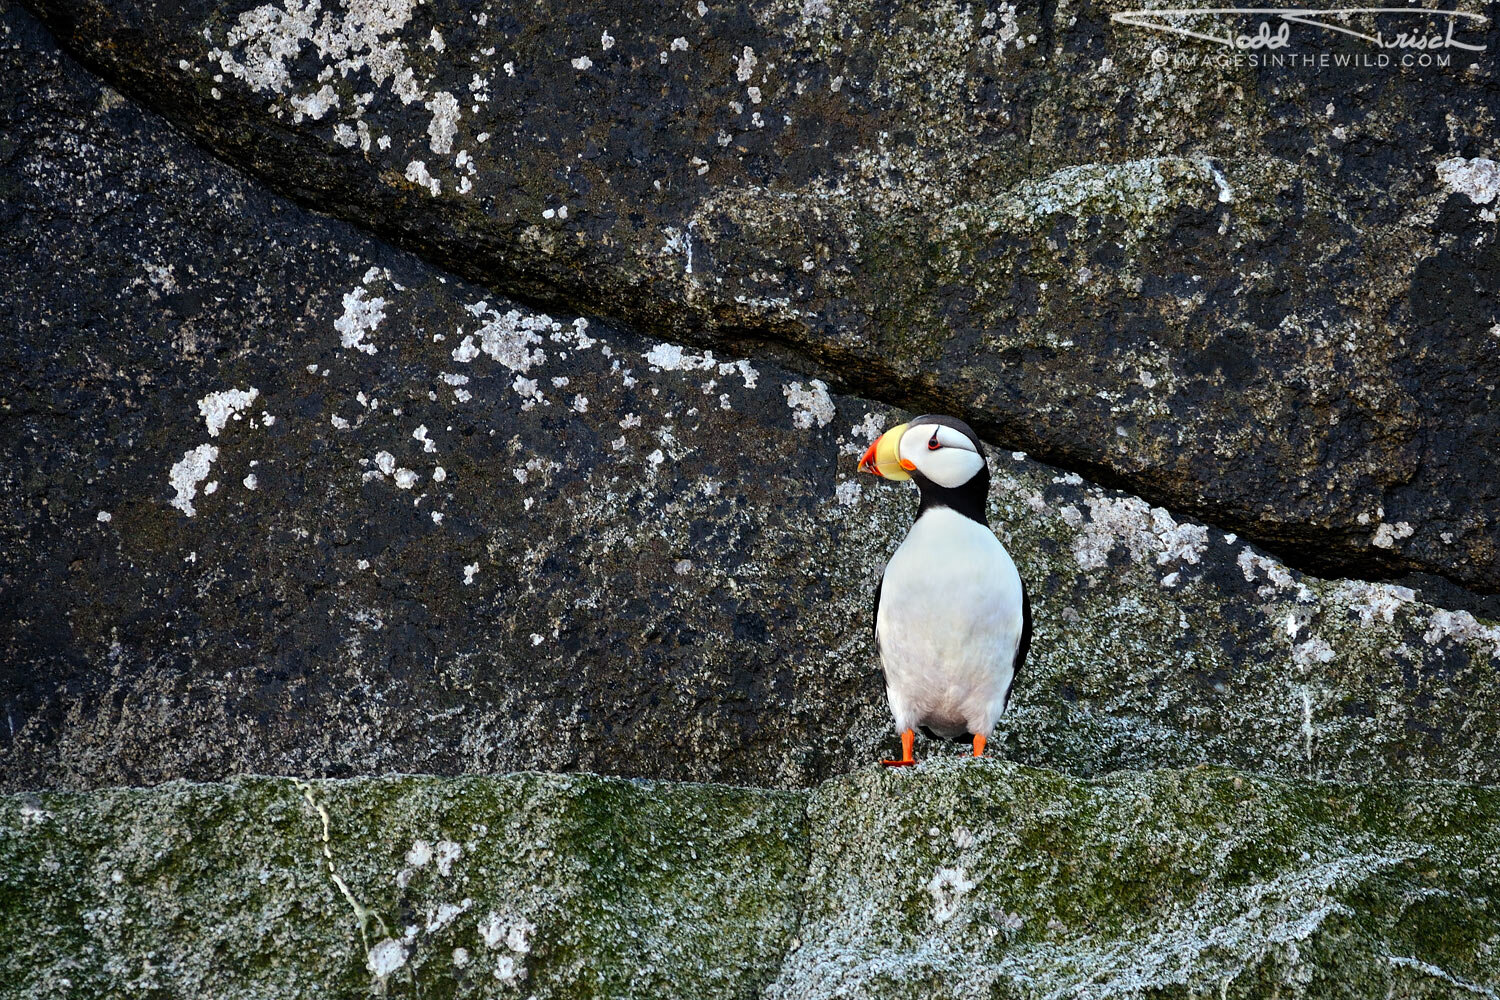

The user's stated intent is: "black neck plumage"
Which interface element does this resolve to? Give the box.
[913,466,991,526]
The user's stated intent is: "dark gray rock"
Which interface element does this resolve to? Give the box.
[18,0,1500,593]
[3,4,1500,793]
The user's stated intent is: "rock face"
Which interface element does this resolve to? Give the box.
[775,759,1500,999]
[4,4,1500,792]
[4,5,1500,993]
[18,0,1500,593]
[5,762,1498,998]
[0,771,809,998]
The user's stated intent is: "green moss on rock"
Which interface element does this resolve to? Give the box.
[5,765,1498,999]
[0,773,807,999]
[773,758,1500,999]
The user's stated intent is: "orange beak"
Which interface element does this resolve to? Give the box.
[857,423,913,480]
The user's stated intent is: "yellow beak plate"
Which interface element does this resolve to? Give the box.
[859,423,911,480]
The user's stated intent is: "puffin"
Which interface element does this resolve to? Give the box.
[857,415,1031,766]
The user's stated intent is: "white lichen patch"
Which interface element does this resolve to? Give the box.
[406,839,433,867]
[208,0,431,154]
[288,82,338,121]
[783,380,835,429]
[18,800,53,829]
[926,866,975,923]
[1424,609,1500,657]
[1371,521,1413,549]
[512,376,546,409]
[366,938,407,978]
[552,317,597,350]
[453,301,552,371]
[1291,637,1336,670]
[463,562,479,585]
[993,157,1241,228]
[642,343,760,392]
[1436,156,1500,205]
[335,286,386,354]
[426,899,472,933]
[644,342,716,371]
[169,444,220,516]
[198,386,260,437]
[735,45,757,82]
[1330,581,1414,628]
[849,411,883,448]
[405,159,441,196]
[723,358,760,388]
[512,457,562,485]
[478,912,536,954]
[425,91,460,154]
[433,839,462,876]
[979,3,1024,54]
[1237,547,1297,597]
[1070,495,1208,572]
[208,2,321,94]
[494,954,523,984]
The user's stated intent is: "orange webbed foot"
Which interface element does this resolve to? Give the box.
[882,728,916,767]
[972,733,987,757]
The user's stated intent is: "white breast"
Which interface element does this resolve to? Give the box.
[876,506,1024,738]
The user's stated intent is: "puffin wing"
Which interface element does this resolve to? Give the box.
[1003,576,1032,711]
[872,575,884,654]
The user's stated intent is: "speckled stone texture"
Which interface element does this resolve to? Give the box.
[0,771,809,999]
[4,763,1497,999]
[772,758,1500,1000]
[17,0,1500,593]
[3,4,1500,792]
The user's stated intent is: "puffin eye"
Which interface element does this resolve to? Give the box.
[927,431,942,451]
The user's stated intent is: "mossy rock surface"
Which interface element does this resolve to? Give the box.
[0,772,809,999]
[4,4,1499,793]
[5,763,1498,999]
[775,758,1500,999]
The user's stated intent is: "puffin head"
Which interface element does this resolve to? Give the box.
[858,414,990,520]
[858,414,988,488]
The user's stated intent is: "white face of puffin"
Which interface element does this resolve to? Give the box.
[857,416,987,488]
[896,422,984,488]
